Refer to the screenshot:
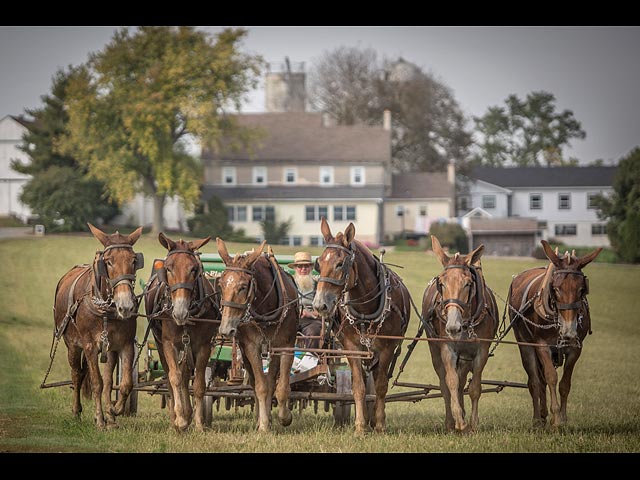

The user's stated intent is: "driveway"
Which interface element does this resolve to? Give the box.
[0,227,35,238]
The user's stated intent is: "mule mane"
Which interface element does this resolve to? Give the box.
[170,240,192,252]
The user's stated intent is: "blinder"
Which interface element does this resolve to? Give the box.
[551,269,589,311]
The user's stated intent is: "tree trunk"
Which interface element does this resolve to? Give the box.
[152,193,166,234]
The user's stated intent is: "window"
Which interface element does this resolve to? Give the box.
[592,223,607,235]
[305,205,328,222]
[252,166,266,185]
[350,166,365,186]
[396,206,405,217]
[587,192,600,209]
[530,193,542,210]
[226,205,247,222]
[558,193,571,210]
[284,168,297,184]
[222,167,236,185]
[482,195,496,209]
[252,205,275,222]
[319,167,334,185]
[555,224,577,236]
[419,206,427,217]
[333,205,357,221]
[309,236,324,247]
[280,236,302,246]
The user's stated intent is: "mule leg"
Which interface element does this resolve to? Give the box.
[243,342,272,432]
[342,335,367,434]
[111,342,134,418]
[559,348,581,425]
[429,344,454,431]
[536,346,561,428]
[84,345,106,429]
[518,344,545,428]
[67,345,85,418]
[441,345,466,432]
[371,342,395,433]
[193,346,212,432]
[102,351,119,427]
[164,343,192,432]
[275,349,294,427]
[468,347,490,432]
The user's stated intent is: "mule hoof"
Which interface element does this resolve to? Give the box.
[106,422,119,430]
[279,409,293,427]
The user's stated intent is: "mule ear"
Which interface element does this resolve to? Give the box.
[189,236,211,252]
[320,216,333,243]
[159,232,176,251]
[541,240,562,268]
[216,237,232,265]
[245,240,267,267]
[466,244,484,267]
[577,247,602,269]
[127,226,143,245]
[88,223,109,247]
[431,235,450,267]
[343,223,356,246]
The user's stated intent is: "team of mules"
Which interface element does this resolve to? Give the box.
[51,220,602,433]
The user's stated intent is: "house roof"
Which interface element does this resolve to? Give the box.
[202,185,385,202]
[8,115,35,129]
[469,217,539,234]
[201,112,390,163]
[389,172,452,199]
[469,166,617,188]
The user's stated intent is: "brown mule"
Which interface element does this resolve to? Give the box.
[422,235,498,433]
[52,223,144,429]
[216,238,298,432]
[508,240,601,428]
[144,233,220,432]
[313,218,411,434]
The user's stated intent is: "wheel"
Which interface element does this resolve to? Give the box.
[333,367,352,426]
[203,366,214,427]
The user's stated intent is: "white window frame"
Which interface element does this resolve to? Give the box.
[587,192,600,209]
[350,166,365,186]
[252,166,267,185]
[482,195,496,209]
[284,167,297,185]
[319,166,334,186]
[558,193,571,210]
[419,205,427,217]
[309,236,324,247]
[222,167,236,186]
[530,193,542,210]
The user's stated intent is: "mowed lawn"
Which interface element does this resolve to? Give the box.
[1,232,639,453]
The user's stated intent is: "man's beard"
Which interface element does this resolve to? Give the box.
[294,272,315,293]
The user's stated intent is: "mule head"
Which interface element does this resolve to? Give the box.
[313,217,357,318]
[541,240,602,343]
[216,237,266,337]
[88,223,144,319]
[431,235,484,338]
[157,232,210,326]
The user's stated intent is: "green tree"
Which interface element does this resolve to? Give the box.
[429,222,469,254]
[595,147,640,263]
[61,27,262,233]
[11,68,119,231]
[473,91,586,167]
[309,49,472,173]
[261,217,293,245]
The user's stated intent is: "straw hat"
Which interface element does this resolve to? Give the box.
[288,251,314,268]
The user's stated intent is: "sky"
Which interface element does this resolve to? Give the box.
[1,26,638,164]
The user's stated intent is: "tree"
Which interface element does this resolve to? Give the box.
[308,48,473,173]
[187,195,252,242]
[429,221,469,254]
[261,217,293,245]
[61,27,262,233]
[472,91,586,167]
[11,68,119,231]
[595,147,640,263]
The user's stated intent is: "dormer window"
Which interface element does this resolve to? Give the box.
[253,166,266,185]
[222,167,236,185]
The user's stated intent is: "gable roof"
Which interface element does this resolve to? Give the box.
[201,112,390,163]
[389,172,452,199]
[470,166,617,188]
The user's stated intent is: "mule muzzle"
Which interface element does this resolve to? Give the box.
[313,292,337,319]
[219,316,241,338]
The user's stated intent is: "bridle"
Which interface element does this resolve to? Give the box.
[219,266,257,324]
[317,243,357,294]
[93,243,144,305]
[550,269,589,311]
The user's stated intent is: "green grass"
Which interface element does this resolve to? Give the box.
[0,216,26,228]
[1,233,639,452]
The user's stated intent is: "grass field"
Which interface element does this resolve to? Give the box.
[1,232,639,453]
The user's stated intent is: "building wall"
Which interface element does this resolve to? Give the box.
[225,200,380,245]
[111,195,187,231]
[467,180,510,217]
[472,233,536,257]
[0,117,33,221]
[206,163,386,187]
[383,199,451,238]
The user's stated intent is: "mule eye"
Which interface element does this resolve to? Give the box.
[106,259,113,267]
[238,285,247,292]
[336,262,344,269]
[191,267,198,276]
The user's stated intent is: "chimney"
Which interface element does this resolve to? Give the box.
[447,161,456,218]
[265,58,306,112]
[383,109,391,131]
